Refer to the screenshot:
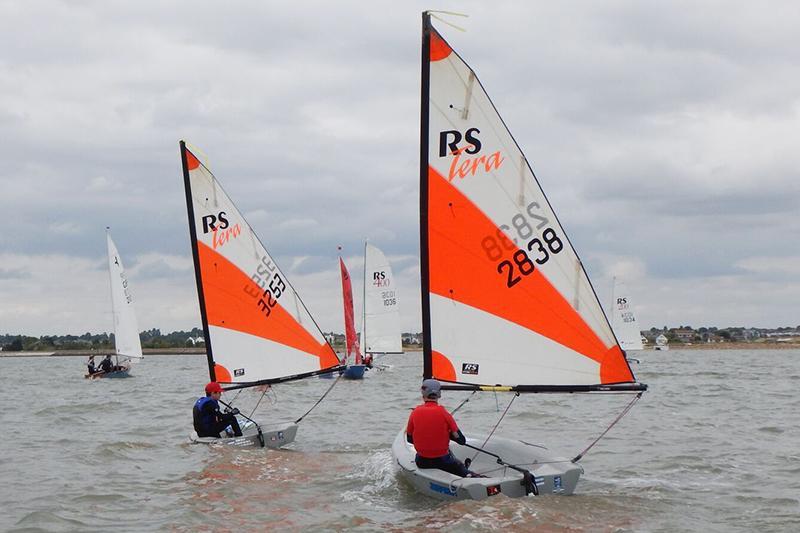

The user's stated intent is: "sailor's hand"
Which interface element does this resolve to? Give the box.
[451,430,466,445]
[230,408,240,415]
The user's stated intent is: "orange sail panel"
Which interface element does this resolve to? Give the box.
[339,257,362,365]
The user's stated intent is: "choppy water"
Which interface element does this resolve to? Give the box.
[2,349,799,532]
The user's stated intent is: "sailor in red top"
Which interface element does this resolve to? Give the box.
[406,379,470,477]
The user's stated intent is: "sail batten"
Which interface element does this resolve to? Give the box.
[180,141,341,388]
[420,18,642,391]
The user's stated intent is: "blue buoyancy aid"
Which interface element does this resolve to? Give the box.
[192,396,219,435]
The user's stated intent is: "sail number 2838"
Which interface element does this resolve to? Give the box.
[479,202,564,288]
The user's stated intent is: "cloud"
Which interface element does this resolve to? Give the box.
[1,1,798,334]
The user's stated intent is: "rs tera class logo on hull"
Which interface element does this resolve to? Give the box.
[438,127,504,182]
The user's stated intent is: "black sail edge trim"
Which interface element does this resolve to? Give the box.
[180,141,216,382]
[420,12,433,380]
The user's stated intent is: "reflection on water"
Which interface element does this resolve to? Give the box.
[2,349,799,531]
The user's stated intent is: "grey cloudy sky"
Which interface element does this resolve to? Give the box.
[1,0,798,336]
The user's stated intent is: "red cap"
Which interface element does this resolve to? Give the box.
[205,381,223,394]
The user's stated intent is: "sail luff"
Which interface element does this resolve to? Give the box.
[180,140,216,381]
[420,12,434,379]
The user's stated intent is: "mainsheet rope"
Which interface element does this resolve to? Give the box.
[469,392,519,464]
[571,392,643,463]
[294,371,344,424]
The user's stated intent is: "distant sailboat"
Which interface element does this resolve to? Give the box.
[339,252,366,379]
[361,242,403,362]
[654,334,670,351]
[180,141,344,448]
[87,229,142,378]
[610,278,644,352]
[392,12,647,500]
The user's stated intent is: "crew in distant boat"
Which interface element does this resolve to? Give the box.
[87,355,97,375]
[363,354,373,369]
[193,382,243,438]
[406,379,472,477]
[98,355,113,374]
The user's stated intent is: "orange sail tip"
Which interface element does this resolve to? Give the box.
[430,30,452,62]
[599,346,635,384]
[214,363,232,383]
[431,350,457,381]
[185,149,201,170]
[318,344,340,369]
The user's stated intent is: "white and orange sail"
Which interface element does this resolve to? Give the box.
[362,242,402,355]
[339,255,362,365]
[180,142,342,389]
[420,16,645,392]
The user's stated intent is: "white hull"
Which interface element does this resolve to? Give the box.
[392,429,581,500]
[190,419,298,449]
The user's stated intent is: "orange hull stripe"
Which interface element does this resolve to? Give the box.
[427,166,633,383]
[198,243,339,369]
[430,29,452,62]
[431,350,457,381]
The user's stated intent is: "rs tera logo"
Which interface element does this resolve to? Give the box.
[462,363,479,375]
[201,211,241,250]
[438,128,504,182]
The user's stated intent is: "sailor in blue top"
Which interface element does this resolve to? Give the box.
[193,382,243,438]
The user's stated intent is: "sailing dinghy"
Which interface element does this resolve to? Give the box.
[610,278,644,352]
[339,252,366,379]
[392,13,647,500]
[180,141,344,448]
[361,242,403,367]
[87,229,143,378]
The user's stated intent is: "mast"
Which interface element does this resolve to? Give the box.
[362,240,368,354]
[180,140,216,381]
[420,11,433,379]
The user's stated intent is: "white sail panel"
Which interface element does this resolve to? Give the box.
[106,231,142,360]
[209,326,325,378]
[430,295,600,385]
[182,146,339,384]
[611,279,644,351]
[363,243,402,354]
[424,28,635,386]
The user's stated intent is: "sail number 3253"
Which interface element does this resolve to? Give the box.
[243,255,286,318]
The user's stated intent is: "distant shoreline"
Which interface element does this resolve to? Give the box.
[0,347,207,358]
[660,341,800,350]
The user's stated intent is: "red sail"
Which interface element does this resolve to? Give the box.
[339,257,362,365]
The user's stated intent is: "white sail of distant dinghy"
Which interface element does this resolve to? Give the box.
[654,334,670,351]
[180,141,344,449]
[87,229,142,379]
[362,242,403,357]
[610,278,644,351]
[392,13,647,501]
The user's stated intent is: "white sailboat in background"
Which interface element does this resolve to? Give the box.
[610,277,644,352]
[654,334,670,351]
[88,229,143,378]
[180,141,344,448]
[392,12,646,501]
[361,242,403,364]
